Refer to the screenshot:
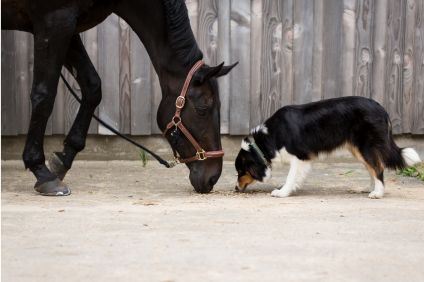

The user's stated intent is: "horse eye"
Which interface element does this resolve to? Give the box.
[195,106,209,116]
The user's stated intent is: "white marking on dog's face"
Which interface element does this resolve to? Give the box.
[241,139,250,151]
[250,124,268,135]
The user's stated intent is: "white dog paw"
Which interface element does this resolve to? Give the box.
[271,189,291,198]
[368,191,384,199]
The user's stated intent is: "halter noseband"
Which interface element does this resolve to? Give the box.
[163,60,225,164]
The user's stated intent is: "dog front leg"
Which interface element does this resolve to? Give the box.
[271,156,311,198]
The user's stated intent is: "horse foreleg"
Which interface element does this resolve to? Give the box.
[49,35,102,180]
[22,10,77,196]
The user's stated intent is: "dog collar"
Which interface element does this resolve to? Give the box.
[249,139,270,167]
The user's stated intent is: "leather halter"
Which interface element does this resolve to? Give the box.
[163,60,225,163]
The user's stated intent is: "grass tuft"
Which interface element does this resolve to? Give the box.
[398,163,424,182]
[139,149,149,167]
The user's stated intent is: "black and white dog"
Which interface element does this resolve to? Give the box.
[235,96,421,199]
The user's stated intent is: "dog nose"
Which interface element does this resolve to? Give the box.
[235,185,239,192]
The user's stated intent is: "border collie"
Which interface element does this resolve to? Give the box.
[235,96,421,199]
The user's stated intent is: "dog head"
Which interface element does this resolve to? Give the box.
[235,137,270,192]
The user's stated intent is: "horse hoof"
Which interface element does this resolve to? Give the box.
[34,178,71,196]
[48,152,68,181]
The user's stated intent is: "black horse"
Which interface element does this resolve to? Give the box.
[2,0,237,195]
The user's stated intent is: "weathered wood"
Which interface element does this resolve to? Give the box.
[119,18,131,134]
[293,0,314,104]
[98,15,120,135]
[412,0,424,134]
[341,0,357,97]
[63,69,81,135]
[150,67,162,134]
[217,0,231,134]
[385,0,406,134]
[322,0,343,99]
[130,30,152,135]
[1,31,17,135]
[354,0,374,97]
[402,0,417,133]
[259,0,284,121]
[250,0,263,128]
[15,32,32,134]
[83,27,99,134]
[197,0,218,65]
[2,3,424,136]
[311,0,323,102]
[371,0,388,105]
[229,0,251,134]
[186,0,199,39]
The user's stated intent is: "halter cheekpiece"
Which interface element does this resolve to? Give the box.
[163,60,225,164]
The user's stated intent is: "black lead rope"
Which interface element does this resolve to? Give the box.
[60,73,173,168]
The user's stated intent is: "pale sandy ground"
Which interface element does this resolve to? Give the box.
[2,160,424,282]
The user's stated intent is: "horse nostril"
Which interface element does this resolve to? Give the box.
[209,175,219,187]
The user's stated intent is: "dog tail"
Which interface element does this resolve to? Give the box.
[401,148,422,167]
[383,119,421,169]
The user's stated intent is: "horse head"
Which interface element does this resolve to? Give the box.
[157,62,237,193]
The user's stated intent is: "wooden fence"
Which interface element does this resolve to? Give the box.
[2,0,424,136]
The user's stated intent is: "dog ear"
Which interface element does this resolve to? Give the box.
[247,165,261,180]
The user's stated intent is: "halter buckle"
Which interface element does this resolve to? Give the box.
[175,96,186,109]
[196,150,207,161]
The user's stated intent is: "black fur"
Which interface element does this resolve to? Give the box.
[236,96,409,185]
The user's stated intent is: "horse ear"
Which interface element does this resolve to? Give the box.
[193,62,238,85]
[214,62,238,78]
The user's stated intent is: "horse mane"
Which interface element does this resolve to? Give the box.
[163,0,203,67]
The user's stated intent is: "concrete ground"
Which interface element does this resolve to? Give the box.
[2,159,424,282]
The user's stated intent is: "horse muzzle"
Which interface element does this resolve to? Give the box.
[188,159,222,193]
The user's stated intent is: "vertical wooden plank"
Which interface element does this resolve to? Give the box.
[217,0,231,134]
[372,0,388,105]
[412,0,424,134]
[98,15,120,135]
[280,0,294,106]
[341,0,357,97]
[402,0,417,133]
[186,0,199,39]
[15,32,32,134]
[250,0,263,127]
[385,0,406,134]
[119,18,131,134]
[293,0,314,104]
[354,0,374,98]
[1,31,17,135]
[83,27,99,134]
[311,0,324,102]
[63,68,81,134]
[150,67,162,134]
[53,36,66,135]
[130,30,152,135]
[229,0,251,134]
[197,0,218,65]
[259,0,284,121]
[52,76,65,134]
[321,0,344,99]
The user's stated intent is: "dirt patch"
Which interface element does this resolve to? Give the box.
[2,160,424,281]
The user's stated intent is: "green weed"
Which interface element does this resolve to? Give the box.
[398,163,424,182]
[139,149,149,167]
